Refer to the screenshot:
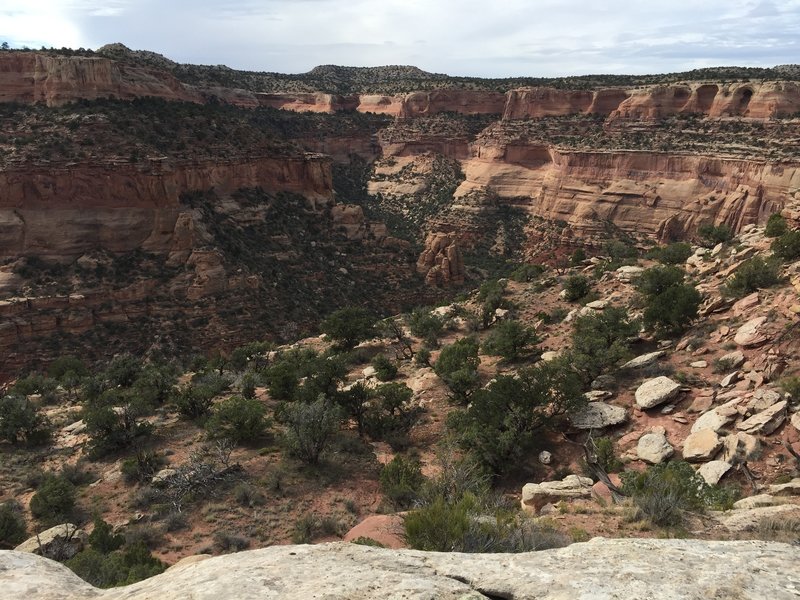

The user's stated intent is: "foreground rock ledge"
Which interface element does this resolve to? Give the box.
[3,539,800,600]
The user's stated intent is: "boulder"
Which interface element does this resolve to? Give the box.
[792,411,800,433]
[682,429,722,462]
[737,401,787,435]
[746,389,782,413]
[716,504,800,533]
[733,316,769,347]
[697,461,732,485]
[620,351,665,370]
[733,494,782,510]
[521,475,593,513]
[637,432,674,464]
[152,468,177,484]
[691,403,738,434]
[720,371,740,387]
[342,515,406,549]
[15,524,86,561]
[538,451,552,465]
[635,377,681,409]
[720,432,762,463]
[570,402,627,429]
[718,350,745,369]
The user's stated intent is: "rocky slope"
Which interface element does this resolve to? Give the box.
[3,539,800,600]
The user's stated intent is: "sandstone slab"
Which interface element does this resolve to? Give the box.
[737,400,787,435]
[697,461,732,485]
[521,475,593,513]
[3,539,800,600]
[636,432,674,464]
[734,316,769,347]
[620,351,665,370]
[682,429,722,462]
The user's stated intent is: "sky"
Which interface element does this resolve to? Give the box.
[0,0,798,77]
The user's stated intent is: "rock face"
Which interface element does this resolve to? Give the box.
[415,232,465,286]
[3,540,800,600]
[634,377,681,409]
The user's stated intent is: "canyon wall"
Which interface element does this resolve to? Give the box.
[0,154,332,260]
[456,143,800,241]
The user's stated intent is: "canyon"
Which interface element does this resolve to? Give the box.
[0,47,799,375]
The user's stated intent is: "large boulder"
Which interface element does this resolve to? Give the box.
[2,539,800,600]
[682,429,722,462]
[768,478,800,497]
[715,504,800,533]
[343,515,406,549]
[635,377,681,409]
[620,351,665,370]
[637,431,674,464]
[737,401,787,435]
[521,475,593,513]
[691,401,739,434]
[720,432,761,463]
[697,461,732,485]
[570,402,627,429]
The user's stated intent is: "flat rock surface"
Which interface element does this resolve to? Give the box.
[3,540,800,600]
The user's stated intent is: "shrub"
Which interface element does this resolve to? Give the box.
[771,230,800,262]
[0,395,52,445]
[371,355,397,381]
[283,398,341,464]
[481,319,539,362]
[478,280,508,328]
[723,256,781,297]
[637,266,700,335]
[263,360,301,401]
[121,450,164,485]
[88,518,124,553]
[66,541,165,588]
[335,382,371,437]
[83,400,151,458]
[765,213,788,238]
[509,263,545,282]
[233,483,265,507]
[448,361,584,475]
[206,396,268,444]
[30,475,76,521]
[404,494,569,553]
[591,437,622,473]
[240,372,257,399]
[364,383,420,443]
[380,455,425,509]
[434,337,480,404]
[103,355,143,388]
[621,461,737,527]
[48,355,89,381]
[321,307,376,349]
[414,347,431,367]
[562,274,591,302]
[408,308,445,347]
[0,502,27,548]
[569,307,639,381]
[173,384,215,419]
[697,223,733,246]
[570,248,587,266]
[779,376,800,400]
[10,375,59,404]
[213,530,250,552]
[131,364,177,407]
[647,242,692,265]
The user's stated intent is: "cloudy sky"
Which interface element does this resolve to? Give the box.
[0,1,798,77]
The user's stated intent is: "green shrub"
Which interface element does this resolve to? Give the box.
[404,494,569,553]
[48,355,89,381]
[335,381,371,437]
[779,376,800,400]
[88,518,124,553]
[380,455,425,509]
[481,319,539,362]
[621,461,738,526]
[0,395,52,445]
[0,502,27,548]
[103,355,143,388]
[365,383,420,442]
[414,347,431,367]
[637,266,700,335]
[765,213,788,238]
[647,242,693,265]
[173,384,215,419]
[30,475,76,521]
[371,355,397,381]
[448,361,584,475]
[478,280,508,328]
[83,400,151,458]
[570,248,587,266]
[283,398,341,464]
[66,541,165,588]
[263,361,300,401]
[562,274,591,302]
[568,307,639,381]
[408,308,445,347]
[121,450,164,484]
[771,230,800,262]
[321,307,376,349]
[697,223,733,246]
[509,263,545,282]
[723,256,781,297]
[434,337,480,404]
[206,396,268,444]
[11,375,59,404]
[591,437,622,473]
[131,364,177,407]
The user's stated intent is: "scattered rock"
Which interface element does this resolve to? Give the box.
[521,475,593,513]
[691,402,738,434]
[732,292,760,317]
[620,351,665,370]
[637,431,674,464]
[697,461,732,485]
[720,372,740,387]
[590,375,616,390]
[734,316,769,348]
[152,468,177,485]
[690,360,708,368]
[570,402,627,429]
[538,451,552,465]
[719,351,745,369]
[737,401,787,435]
[584,390,612,401]
[733,495,781,510]
[745,389,782,413]
[634,376,681,409]
[682,429,722,462]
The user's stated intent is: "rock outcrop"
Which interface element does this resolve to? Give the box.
[3,539,800,599]
[416,232,465,286]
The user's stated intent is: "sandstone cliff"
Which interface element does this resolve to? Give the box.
[3,539,799,599]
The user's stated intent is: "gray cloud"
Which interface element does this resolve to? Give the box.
[1,0,798,76]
